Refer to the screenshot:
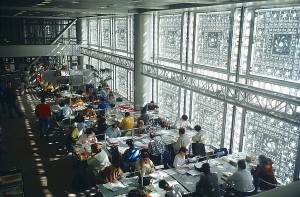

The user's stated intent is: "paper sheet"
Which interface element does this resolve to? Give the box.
[164,169,177,175]
[120,178,133,186]
[142,138,150,144]
[176,168,188,174]
[187,169,202,176]
[102,180,126,190]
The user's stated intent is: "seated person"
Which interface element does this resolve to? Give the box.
[148,132,165,165]
[192,125,206,144]
[174,114,192,129]
[196,163,221,197]
[57,102,73,120]
[128,189,151,197]
[173,128,191,154]
[65,125,81,153]
[74,112,85,134]
[135,149,155,176]
[134,120,147,135]
[97,86,107,99]
[44,81,55,92]
[119,112,134,132]
[142,101,159,111]
[54,81,61,92]
[98,97,110,109]
[158,179,183,197]
[81,105,96,118]
[121,139,141,172]
[251,154,267,192]
[72,97,84,106]
[87,143,111,176]
[91,115,107,140]
[173,146,189,169]
[137,110,149,126]
[257,158,277,191]
[76,128,98,144]
[106,124,121,138]
[107,91,115,103]
[106,103,118,115]
[89,92,98,102]
[95,156,123,184]
[227,159,254,193]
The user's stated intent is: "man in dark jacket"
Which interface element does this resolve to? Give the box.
[4,82,23,118]
[196,163,221,197]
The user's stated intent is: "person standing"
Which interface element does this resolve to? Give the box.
[21,67,30,93]
[35,97,51,140]
[0,79,6,113]
[173,128,191,154]
[4,82,23,118]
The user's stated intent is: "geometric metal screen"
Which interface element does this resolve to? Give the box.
[116,67,128,99]
[158,81,179,121]
[194,11,231,69]
[158,15,182,61]
[251,6,300,82]
[244,111,300,185]
[101,19,111,48]
[115,18,128,51]
[192,93,224,148]
[90,19,98,45]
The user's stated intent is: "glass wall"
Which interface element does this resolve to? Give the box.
[81,3,299,184]
[150,5,300,184]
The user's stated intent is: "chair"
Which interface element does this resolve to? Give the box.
[258,178,281,191]
[234,186,256,197]
[192,142,206,157]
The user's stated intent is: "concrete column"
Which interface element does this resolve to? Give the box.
[133,14,152,110]
[76,19,84,69]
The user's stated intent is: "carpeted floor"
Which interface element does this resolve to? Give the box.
[0,89,100,197]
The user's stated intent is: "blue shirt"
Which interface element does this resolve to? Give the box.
[106,127,121,138]
[99,101,110,109]
[122,146,140,162]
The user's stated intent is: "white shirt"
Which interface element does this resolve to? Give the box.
[173,134,191,153]
[62,105,73,118]
[76,134,97,144]
[192,131,206,144]
[227,169,254,192]
[174,118,191,129]
[87,150,111,175]
[173,154,186,169]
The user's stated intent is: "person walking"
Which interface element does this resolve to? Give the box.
[4,82,23,118]
[21,67,30,93]
[35,97,51,140]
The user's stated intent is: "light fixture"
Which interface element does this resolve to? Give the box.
[42,1,51,3]
[36,3,45,6]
